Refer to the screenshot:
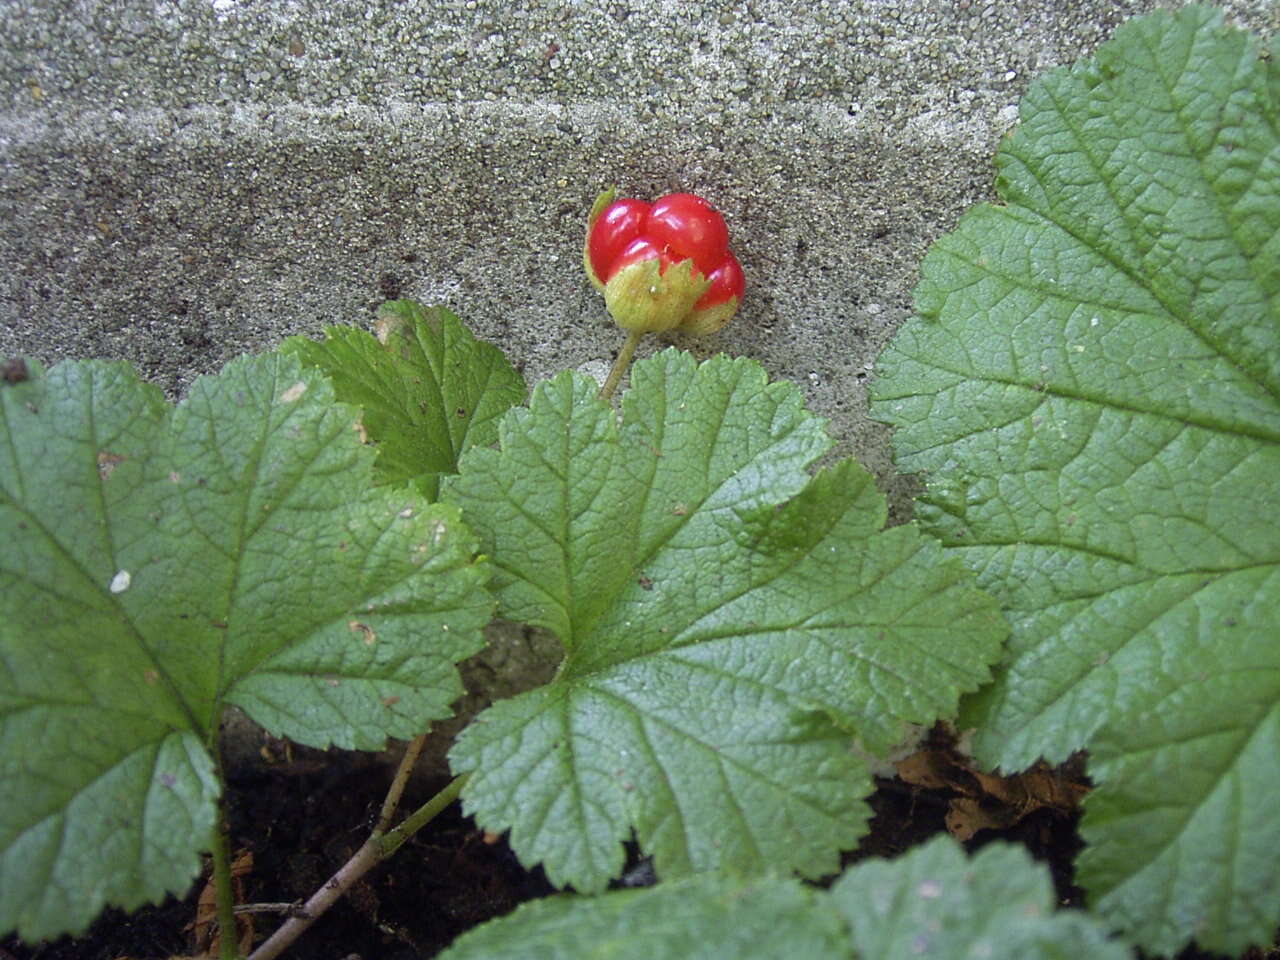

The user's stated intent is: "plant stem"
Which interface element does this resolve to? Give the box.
[246,836,380,960]
[247,773,469,960]
[233,903,308,915]
[375,733,428,835]
[379,771,468,859]
[208,816,241,960]
[599,329,645,401]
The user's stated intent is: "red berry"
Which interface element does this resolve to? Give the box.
[646,193,729,276]
[695,251,745,309]
[587,198,650,285]
[585,187,743,335]
[609,236,683,282]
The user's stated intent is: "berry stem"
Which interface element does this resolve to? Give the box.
[599,329,645,401]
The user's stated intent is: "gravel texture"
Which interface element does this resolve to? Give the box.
[2,0,1276,513]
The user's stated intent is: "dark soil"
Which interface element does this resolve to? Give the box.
[3,727,1275,960]
[2,742,554,960]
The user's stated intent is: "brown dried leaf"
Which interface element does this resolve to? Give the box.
[896,745,1088,841]
[189,850,255,957]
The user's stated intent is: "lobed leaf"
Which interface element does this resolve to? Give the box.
[870,6,1279,953]
[0,354,492,940]
[437,835,1125,960]
[830,835,1131,960]
[437,872,847,960]
[446,349,1007,892]
[283,301,526,499]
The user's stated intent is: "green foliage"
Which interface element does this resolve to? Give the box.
[282,301,526,500]
[0,314,1008,949]
[438,872,847,960]
[5,6,1276,958]
[438,835,1126,960]
[871,6,1279,955]
[444,350,1007,892]
[831,836,1130,960]
[0,355,492,940]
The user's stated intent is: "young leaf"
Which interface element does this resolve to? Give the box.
[437,836,1125,960]
[830,835,1131,960]
[446,349,1007,892]
[437,872,848,960]
[0,355,492,941]
[871,6,1278,954]
[283,301,526,499]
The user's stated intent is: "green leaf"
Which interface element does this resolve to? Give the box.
[1080,646,1280,958]
[436,872,848,960]
[871,6,1279,954]
[446,349,1007,892]
[438,837,1125,960]
[0,355,492,941]
[830,835,1131,960]
[283,301,526,499]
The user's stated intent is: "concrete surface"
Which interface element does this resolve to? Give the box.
[2,0,1276,511]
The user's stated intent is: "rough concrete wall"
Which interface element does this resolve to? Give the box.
[1,0,1276,519]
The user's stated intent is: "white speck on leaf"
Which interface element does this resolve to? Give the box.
[279,381,308,404]
[109,570,131,593]
[917,879,942,899]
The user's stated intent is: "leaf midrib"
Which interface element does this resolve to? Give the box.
[1013,46,1279,402]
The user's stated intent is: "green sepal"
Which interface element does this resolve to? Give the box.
[603,257,711,334]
